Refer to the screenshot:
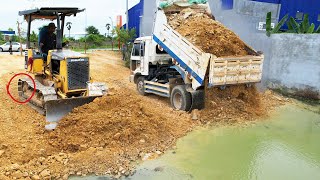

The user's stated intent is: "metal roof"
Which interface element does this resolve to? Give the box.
[18,7,85,21]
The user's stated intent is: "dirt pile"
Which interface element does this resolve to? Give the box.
[200,85,264,124]
[45,89,192,177]
[165,8,256,57]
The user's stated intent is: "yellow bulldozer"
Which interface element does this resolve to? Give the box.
[18,8,107,129]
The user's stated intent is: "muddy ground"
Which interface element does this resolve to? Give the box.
[0,51,286,180]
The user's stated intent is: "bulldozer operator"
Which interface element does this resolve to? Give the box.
[39,22,68,59]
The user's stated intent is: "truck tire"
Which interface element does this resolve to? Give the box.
[170,85,192,111]
[136,76,146,96]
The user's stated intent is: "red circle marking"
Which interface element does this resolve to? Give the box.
[6,73,36,104]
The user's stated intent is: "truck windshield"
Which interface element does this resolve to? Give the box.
[132,43,145,56]
[132,43,140,56]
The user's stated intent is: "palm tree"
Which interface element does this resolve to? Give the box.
[66,22,72,38]
[106,23,111,37]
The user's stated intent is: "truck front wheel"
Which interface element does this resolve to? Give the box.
[170,85,192,111]
[136,76,146,96]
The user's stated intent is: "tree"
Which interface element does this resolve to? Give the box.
[8,28,14,31]
[0,32,4,44]
[66,22,72,37]
[30,31,38,42]
[113,27,136,46]
[86,26,100,35]
[113,27,137,66]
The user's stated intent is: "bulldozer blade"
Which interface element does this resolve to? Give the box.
[45,96,99,125]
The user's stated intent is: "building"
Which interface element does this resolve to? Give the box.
[124,0,157,37]
[125,0,320,38]
[252,0,320,29]
[0,31,16,41]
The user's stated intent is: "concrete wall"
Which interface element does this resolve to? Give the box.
[267,34,320,99]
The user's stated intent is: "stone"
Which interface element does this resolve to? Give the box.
[0,144,8,150]
[31,175,40,180]
[183,12,192,19]
[97,147,104,151]
[124,171,130,177]
[23,172,29,177]
[39,149,46,156]
[12,170,23,179]
[139,139,146,144]
[38,157,46,163]
[113,133,121,140]
[142,153,152,161]
[155,150,162,155]
[10,163,20,170]
[154,166,164,172]
[62,174,69,180]
[40,169,50,177]
[118,166,124,172]
[55,156,63,163]
[0,150,4,157]
[191,109,200,120]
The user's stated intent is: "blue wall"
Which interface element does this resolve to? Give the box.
[252,0,320,29]
[124,0,144,37]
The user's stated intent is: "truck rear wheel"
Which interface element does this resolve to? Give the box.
[170,85,191,111]
[136,76,146,96]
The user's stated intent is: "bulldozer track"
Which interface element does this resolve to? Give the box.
[18,78,57,114]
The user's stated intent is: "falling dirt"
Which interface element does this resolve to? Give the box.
[0,51,286,180]
[165,7,257,57]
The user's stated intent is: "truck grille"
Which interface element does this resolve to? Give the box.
[67,58,89,90]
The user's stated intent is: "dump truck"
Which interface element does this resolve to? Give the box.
[18,8,107,129]
[130,7,264,111]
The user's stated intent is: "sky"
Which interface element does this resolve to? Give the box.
[0,0,140,36]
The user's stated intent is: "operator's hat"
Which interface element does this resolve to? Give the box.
[48,22,56,28]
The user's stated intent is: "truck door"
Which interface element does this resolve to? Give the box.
[130,42,146,73]
[139,42,145,72]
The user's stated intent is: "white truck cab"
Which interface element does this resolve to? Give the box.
[130,36,171,78]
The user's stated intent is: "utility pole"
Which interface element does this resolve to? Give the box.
[109,17,114,51]
[16,21,23,56]
[126,0,129,31]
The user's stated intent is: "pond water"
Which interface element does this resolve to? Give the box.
[72,103,320,180]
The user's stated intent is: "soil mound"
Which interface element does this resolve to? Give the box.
[166,8,256,57]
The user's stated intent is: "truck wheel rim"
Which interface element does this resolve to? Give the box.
[173,92,182,109]
[138,81,144,93]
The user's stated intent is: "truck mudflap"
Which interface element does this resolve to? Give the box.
[189,89,205,111]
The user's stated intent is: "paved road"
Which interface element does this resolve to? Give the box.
[0,51,24,55]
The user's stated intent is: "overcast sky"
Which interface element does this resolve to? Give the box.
[0,0,140,36]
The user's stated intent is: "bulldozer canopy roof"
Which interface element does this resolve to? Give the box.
[19,7,85,21]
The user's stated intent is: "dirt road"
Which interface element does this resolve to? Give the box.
[0,51,285,179]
